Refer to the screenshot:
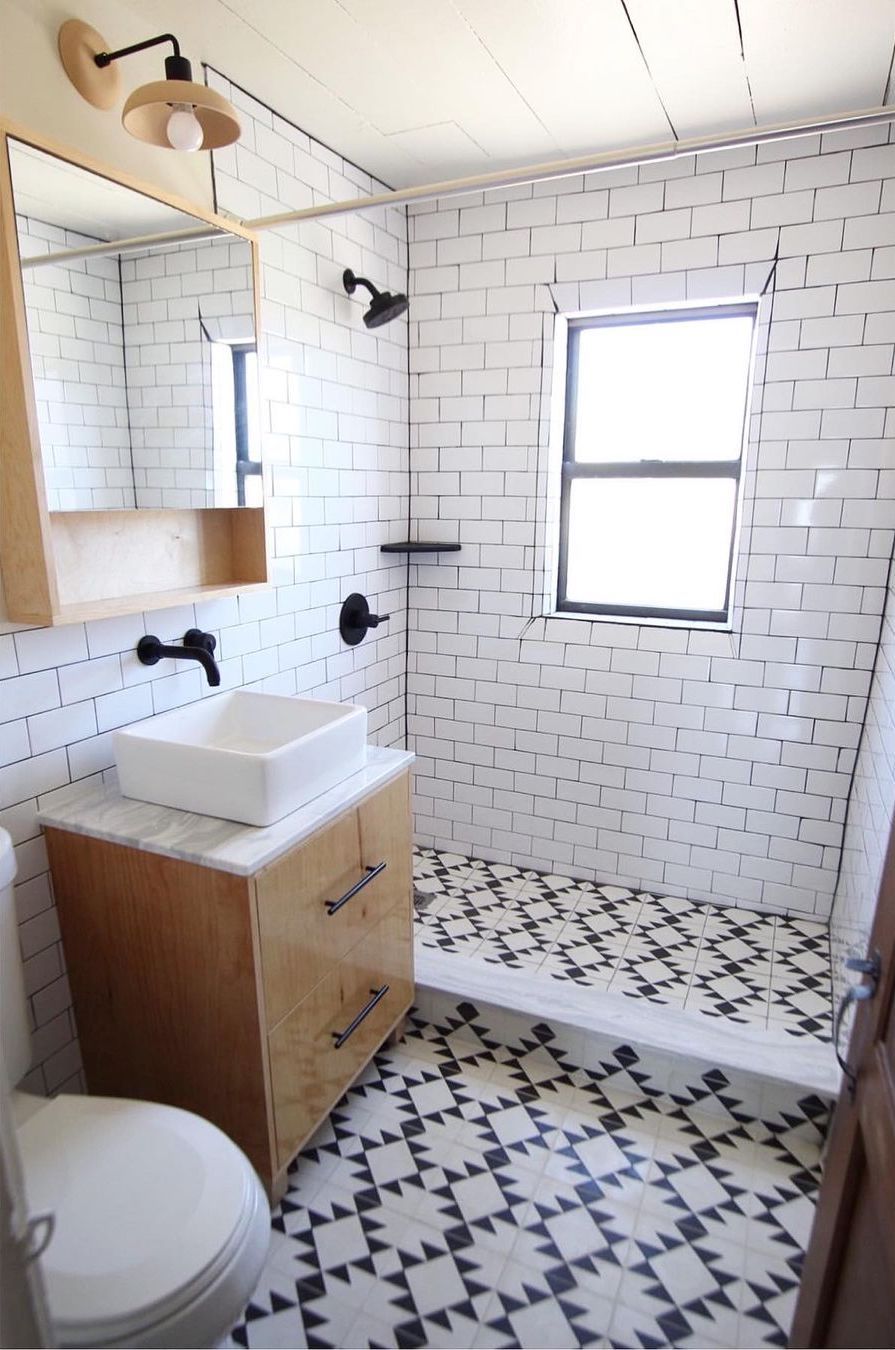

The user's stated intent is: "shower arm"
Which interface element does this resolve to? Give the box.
[343,269,383,301]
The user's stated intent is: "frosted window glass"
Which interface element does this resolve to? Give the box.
[573,314,754,464]
[565,477,738,615]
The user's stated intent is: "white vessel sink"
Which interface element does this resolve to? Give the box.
[114,691,368,826]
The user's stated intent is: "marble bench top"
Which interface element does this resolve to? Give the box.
[38,746,414,877]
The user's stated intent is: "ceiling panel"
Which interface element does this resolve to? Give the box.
[387,121,490,173]
[103,0,895,189]
[625,0,755,135]
[336,0,561,161]
[740,0,895,123]
[137,0,422,184]
[452,0,674,152]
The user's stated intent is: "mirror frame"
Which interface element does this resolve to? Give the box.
[0,117,268,627]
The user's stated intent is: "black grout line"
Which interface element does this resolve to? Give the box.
[732,0,758,128]
[618,0,680,142]
[201,62,396,193]
[883,33,895,106]
[115,253,138,510]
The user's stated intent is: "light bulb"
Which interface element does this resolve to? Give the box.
[166,104,203,152]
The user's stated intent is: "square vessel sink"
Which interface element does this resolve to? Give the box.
[114,690,368,826]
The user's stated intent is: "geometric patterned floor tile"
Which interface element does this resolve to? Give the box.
[414,848,834,1045]
[230,1000,828,1348]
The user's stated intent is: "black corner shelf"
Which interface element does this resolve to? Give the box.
[380,541,462,555]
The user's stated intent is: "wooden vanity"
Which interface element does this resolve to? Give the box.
[40,757,414,1199]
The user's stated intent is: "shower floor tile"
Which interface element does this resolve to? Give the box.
[413,849,834,1045]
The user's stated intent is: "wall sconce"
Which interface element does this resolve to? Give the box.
[57,19,240,152]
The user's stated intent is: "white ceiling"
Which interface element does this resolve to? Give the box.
[161,0,895,187]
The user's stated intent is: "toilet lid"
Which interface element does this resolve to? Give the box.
[17,1093,258,1342]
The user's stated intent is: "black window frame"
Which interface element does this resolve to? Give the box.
[231,343,262,507]
[556,302,757,626]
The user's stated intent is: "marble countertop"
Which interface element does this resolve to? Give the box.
[38,746,414,877]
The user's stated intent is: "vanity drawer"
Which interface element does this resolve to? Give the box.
[255,772,411,1029]
[357,773,412,905]
[267,901,413,1169]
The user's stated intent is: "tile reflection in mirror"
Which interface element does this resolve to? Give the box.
[10,138,260,511]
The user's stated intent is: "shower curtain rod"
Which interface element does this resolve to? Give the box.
[19,224,225,270]
[244,104,895,231]
[17,104,895,268]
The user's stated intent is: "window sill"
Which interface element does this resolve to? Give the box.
[545,610,733,634]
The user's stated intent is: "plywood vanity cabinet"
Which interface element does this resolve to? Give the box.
[42,768,414,1200]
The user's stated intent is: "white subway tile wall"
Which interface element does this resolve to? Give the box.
[19,222,259,512]
[831,570,895,1007]
[17,217,134,511]
[121,235,256,508]
[0,77,409,1092]
[407,123,895,921]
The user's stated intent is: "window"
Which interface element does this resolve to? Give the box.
[210,341,263,507]
[557,303,756,625]
[231,345,263,507]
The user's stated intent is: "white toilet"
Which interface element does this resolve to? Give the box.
[0,827,271,1348]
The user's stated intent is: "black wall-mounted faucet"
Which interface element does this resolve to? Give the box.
[339,593,390,646]
[137,629,221,686]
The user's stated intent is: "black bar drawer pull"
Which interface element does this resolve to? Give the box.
[325,861,387,916]
[332,985,389,1049]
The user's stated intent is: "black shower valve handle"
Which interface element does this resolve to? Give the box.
[339,593,390,646]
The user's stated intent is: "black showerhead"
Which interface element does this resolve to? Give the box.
[343,268,408,329]
[364,289,409,328]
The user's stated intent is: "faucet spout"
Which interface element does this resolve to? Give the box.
[136,630,221,686]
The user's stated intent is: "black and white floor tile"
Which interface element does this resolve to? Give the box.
[230,1000,827,1349]
[413,849,834,1044]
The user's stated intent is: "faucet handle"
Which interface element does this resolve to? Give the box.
[183,629,217,654]
[366,612,390,629]
[136,635,164,667]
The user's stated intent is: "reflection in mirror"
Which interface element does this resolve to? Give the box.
[9,138,261,510]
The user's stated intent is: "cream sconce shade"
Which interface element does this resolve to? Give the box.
[122,81,241,152]
[58,20,240,152]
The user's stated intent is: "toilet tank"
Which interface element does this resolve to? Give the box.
[0,829,31,1086]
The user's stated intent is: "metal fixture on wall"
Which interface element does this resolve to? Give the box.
[339,594,390,646]
[342,269,408,328]
[57,19,240,152]
[136,629,221,685]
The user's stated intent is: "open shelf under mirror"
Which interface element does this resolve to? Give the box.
[0,117,269,626]
[48,507,268,623]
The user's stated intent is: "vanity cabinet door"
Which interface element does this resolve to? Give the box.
[358,774,412,917]
[267,901,413,1168]
[255,771,411,1030]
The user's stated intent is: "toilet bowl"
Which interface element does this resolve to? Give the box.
[0,828,270,1348]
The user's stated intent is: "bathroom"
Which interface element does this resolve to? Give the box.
[1,1,895,1346]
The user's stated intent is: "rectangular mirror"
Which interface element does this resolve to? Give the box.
[9,137,261,511]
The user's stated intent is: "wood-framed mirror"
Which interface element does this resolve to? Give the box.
[0,117,268,626]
